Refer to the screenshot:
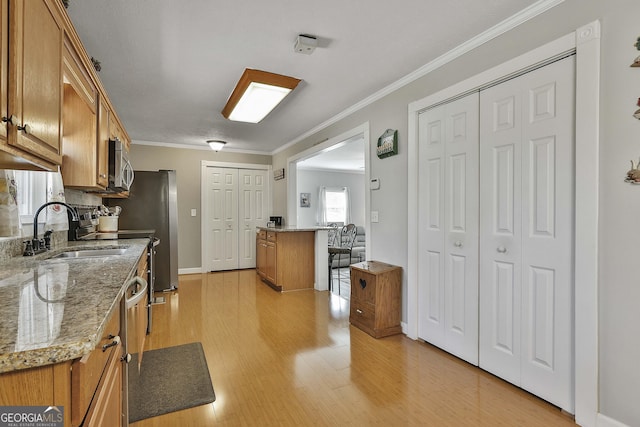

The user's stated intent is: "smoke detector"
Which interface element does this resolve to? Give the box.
[294,34,317,55]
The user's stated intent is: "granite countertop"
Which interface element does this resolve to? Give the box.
[0,239,149,373]
[256,226,334,232]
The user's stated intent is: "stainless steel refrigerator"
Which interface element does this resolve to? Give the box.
[107,170,179,291]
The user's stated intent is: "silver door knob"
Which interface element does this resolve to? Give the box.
[454,241,463,247]
[497,246,507,253]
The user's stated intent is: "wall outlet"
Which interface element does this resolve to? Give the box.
[190,209,197,217]
[371,210,379,223]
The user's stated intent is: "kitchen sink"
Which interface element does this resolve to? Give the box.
[51,248,128,259]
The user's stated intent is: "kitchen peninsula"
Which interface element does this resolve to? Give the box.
[256,226,331,292]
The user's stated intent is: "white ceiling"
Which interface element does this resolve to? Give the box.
[297,136,365,172]
[66,0,541,154]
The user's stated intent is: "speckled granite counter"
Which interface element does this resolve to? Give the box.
[0,239,149,373]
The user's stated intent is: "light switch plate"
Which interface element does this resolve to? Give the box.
[190,209,197,217]
[370,178,380,190]
[371,211,379,223]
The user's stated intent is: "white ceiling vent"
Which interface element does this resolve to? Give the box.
[294,34,317,55]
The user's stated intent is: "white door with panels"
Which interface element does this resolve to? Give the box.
[205,166,269,271]
[418,92,480,365]
[206,167,239,271]
[238,169,268,269]
[478,56,575,412]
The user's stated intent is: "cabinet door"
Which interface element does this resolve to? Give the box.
[265,242,276,283]
[83,343,123,427]
[0,0,7,145]
[256,238,266,276]
[7,0,64,167]
[97,96,110,187]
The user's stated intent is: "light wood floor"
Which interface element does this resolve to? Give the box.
[132,270,576,427]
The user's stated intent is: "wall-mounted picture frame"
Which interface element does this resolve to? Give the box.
[377,128,398,159]
[300,193,310,207]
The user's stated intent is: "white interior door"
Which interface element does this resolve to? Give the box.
[479,55,575,411]
[206,167,238,271]
[418,92,479,365]
[238,169,268,269]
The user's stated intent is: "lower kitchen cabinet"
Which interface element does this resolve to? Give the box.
[0,303,123,427]
[350,261,402,338]
[255,228,315,291]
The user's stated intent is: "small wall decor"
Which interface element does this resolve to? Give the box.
[634,98,640,120]
[625,159,640,183]
[273,168,285,181]
[631,36,640,67]
[300,193,310,207]
[377,128,398,159]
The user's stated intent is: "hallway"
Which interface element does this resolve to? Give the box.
[133,270,576,426]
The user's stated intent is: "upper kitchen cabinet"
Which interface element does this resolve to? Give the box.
[58,0,129,192]
[109,112,130,152]
[60,32,101,189]
[0,0,65,171]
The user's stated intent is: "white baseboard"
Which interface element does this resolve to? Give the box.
[178,267,202,275]
[597,413,630,427]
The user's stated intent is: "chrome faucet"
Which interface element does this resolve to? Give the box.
[24,201,79,256]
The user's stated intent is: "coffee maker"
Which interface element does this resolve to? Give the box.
[269,216,283,227]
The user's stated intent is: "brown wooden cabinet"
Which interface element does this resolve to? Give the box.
[0,302,123,427]
[256,229,267,278]
[0,0,65,171]
[255,228,315,292]
[350,261,402,338]
[60,34,101,190]
[71,304,121,426]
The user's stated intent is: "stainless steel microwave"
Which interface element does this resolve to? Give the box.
[108,138,134,191]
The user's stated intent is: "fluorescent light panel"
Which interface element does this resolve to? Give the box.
[222,69,301,123]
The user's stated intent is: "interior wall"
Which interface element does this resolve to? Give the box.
[128,144,271,270]
[271,0,638,424]
[296,169,365,227]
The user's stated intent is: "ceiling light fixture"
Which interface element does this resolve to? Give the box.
[207,140,226,151]
[221,68,301,123]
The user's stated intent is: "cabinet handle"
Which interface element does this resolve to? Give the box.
[1,115,16,125]
[102,335,121,352]
[356,309,363,314]
[100,173,107,179]
[121,353,132,363]
[497,246,507,254]
[17,123,31,134]
[454,241,463,247]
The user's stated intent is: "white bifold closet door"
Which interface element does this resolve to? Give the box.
[205,167,268,271]
[478,55,575,412]
[238,169,268,269]
[418,92,479,365]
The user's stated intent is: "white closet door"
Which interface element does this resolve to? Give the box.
[418,92,479,365]
[479,56,575,411]
[206,167,239,271]
[238,169,268,269]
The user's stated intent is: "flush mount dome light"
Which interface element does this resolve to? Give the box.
[207,140,226,151]
[222,69,301,123]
